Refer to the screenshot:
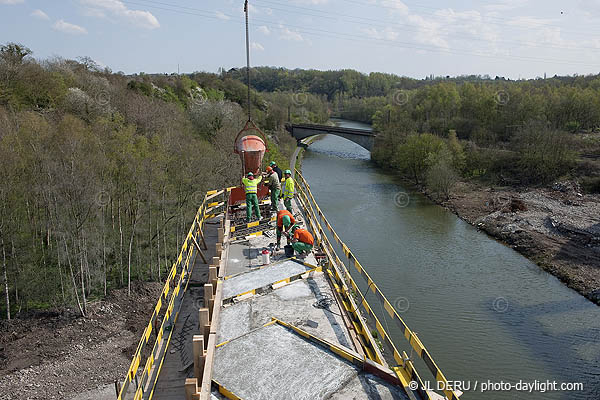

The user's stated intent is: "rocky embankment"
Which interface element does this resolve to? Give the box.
[438,181,600,305]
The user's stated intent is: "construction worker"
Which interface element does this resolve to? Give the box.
[264,166,280,211]
[290,224,314,255]
[242,171,262,222]
[275,209,295,249]
[281,169,295,213]
[269,161,283,183]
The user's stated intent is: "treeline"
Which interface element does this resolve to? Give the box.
[227,65,600,103]
[228,66,600,193]
[0,44,329,318]
[226,67,419,99]
[369,81,600,191]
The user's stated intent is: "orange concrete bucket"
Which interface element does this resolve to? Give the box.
[234,120,268,176]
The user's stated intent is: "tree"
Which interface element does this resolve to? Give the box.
[394,133,445,184]
[512,123,576,184]
[0,43,32,66]
[447,130,466,173]
[426,148,458,200]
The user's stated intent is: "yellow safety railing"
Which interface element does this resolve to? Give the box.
[117,189,226,400]
[294,170,460,400]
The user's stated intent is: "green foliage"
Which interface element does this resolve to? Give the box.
[447,130,466,173]
[511,124,576,184]
[394,133,445,184]
[0,42,32,65]
[263,135,291,171]
[426,148,458,200]
[0,46,294,317]
[463,142,490,177]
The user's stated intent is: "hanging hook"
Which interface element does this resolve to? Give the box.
[244,0,251,122]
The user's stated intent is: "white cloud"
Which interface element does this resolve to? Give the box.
[80,0,160,29]
[279,25,304,41]
[579,0,600,14]
[504,16,572,48]
[0,0,25,4]
[258,25,271,35]
[251,42,265,51]
[434,8,497,44]
[53,20,88,35]
[30,9,49,20]
[406,14,448,49]
[361,27,399,41]
[215,11,230,20]
[484,0,528,12]
[381,0,409,15]
[506,16,555,28]
[82,8,105,18]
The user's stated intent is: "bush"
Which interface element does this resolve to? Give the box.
[394,133,445,184]
[512,124,576,184]
[426,148,458,199]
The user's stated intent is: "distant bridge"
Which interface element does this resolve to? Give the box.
[285,123,376,151]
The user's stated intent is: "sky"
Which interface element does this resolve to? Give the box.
[1,0,600,79]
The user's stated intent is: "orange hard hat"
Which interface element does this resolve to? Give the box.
[266,166,273,172]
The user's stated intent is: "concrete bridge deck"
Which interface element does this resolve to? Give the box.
[285,123,376,151]
[148,195,411,400]
[209,197,408,399]
[120,179,457,400]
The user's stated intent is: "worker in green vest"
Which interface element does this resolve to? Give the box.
[242,172,262,222]
[281,169,295,213]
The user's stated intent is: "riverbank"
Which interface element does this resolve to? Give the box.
[313,118,600,306]
[425,181,600,305]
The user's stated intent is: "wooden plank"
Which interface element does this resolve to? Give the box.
[199,308,210,344]
[198,226,208,250]
[209,266,217,288]
[198,333,216,400]
[191,236,208,264]
[193,335,205,381]
[184,378,199,400]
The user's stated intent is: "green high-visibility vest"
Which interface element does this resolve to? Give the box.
[242,176,262,194]
[283,177,295,199]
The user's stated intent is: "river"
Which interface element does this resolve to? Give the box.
[300,118,600,400]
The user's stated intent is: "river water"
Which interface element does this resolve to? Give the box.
[300,119,600,400]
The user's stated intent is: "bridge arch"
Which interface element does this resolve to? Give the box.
[285,123,376,152]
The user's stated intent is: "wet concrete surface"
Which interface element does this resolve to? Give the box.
[222,259,314,299]
[217,273,353,349]
[212,323,407,400]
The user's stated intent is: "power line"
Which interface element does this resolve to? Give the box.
[121,0,600,69]
[340,0,600,38]
[251,0,600,53]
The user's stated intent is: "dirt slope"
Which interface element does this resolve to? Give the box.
[0,282,162,400]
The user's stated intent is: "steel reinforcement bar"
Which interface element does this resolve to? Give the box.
[295,170,460,400]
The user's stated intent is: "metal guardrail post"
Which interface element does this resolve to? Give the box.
[293,169,460,400]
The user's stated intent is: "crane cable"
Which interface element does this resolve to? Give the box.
[244,0,251,122]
